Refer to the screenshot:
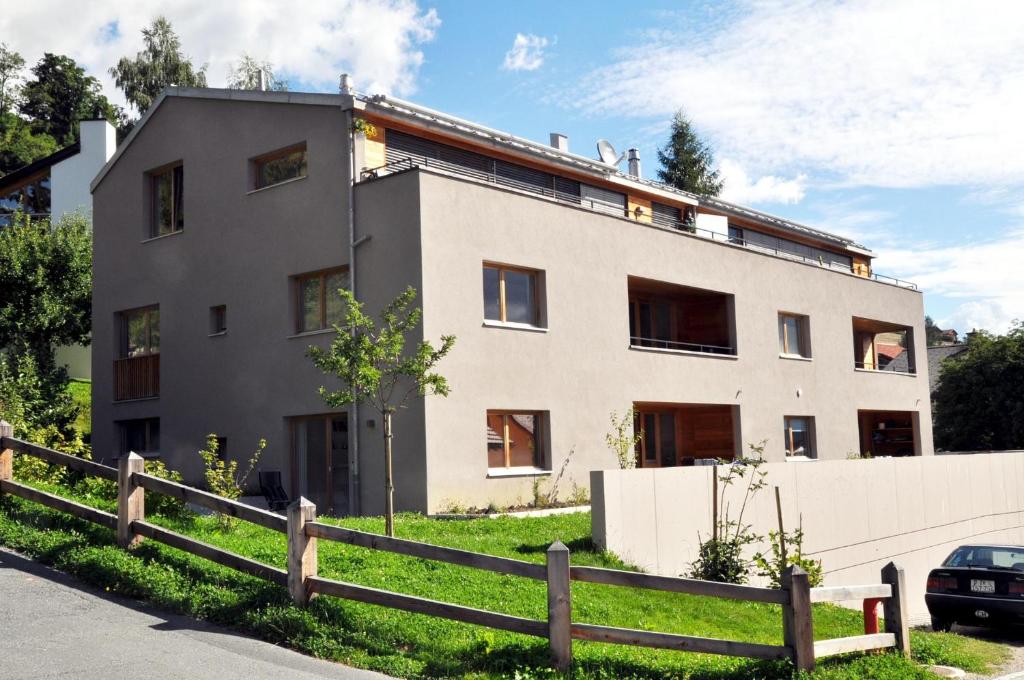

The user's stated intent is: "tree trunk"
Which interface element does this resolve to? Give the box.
[383,410,395,537]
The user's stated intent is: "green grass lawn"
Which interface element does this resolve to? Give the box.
[67,379,91,440]
[0,479,1009,679]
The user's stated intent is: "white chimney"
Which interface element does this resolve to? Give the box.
[257,69,267,91]
[549,133,569,152]
[339,73,354,95]
[627,148,641,178]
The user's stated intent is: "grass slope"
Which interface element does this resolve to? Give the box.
[0,482,1008,679]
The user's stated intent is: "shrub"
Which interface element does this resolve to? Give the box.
[605,408,640,469]
[198,433,265,528]
[753,526,823,588]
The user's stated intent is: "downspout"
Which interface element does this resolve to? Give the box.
[342,76,361,516]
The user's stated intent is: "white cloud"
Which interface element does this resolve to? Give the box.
[572,1,1024,189]
[502,33,549,72]
[718,158,806,205]
[0,0,440,112]
[873,230,1024,333]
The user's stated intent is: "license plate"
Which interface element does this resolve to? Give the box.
[971,579,995,593]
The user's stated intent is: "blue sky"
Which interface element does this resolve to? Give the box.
[5,0,1023,334]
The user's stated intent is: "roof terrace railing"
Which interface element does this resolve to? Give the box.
[361,158,918,291]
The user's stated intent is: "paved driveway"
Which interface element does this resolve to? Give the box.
[0,548,390,680]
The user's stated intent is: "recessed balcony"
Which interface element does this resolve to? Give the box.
[628,277,736,357]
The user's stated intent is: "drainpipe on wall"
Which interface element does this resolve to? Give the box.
[342,76,361,516]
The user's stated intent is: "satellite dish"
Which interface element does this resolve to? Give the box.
[596,139,625,166]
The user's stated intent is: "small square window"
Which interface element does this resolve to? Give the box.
[482,264,542,326]
[784,416,815,458]
[118,418,160,456]
[487,411,545,469]
[294,268,349,333]
[778,313,810,358]
[210,305,227,335]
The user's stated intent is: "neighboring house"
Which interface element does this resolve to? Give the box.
[89,86,933,516]
[926,343,969,394]
[0,119,117,380]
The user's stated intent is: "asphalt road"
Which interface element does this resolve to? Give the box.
[0,548,390,680]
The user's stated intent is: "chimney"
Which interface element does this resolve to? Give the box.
[549,133,568,152]
[257,69,267,91]
[627,148,641,178]
[339,73,354,95]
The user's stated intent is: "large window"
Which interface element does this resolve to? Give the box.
[483,264,541,326]
[783,417,814,458]
[118,418,160,456]
[120,306,160,358]
[628,277,735,356]
[778,313,810,358]
[486,411,544,469]
[150,164,184,238]
[295,268,348,333]
[0,171,51,226]
[253,143,308,190]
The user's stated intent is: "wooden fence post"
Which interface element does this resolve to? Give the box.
[782,564,814,672]
[546,540,572,672]
[881,562,910,657]
[287,497,318,606]
[117,452,145,548]
[0,421,13,487]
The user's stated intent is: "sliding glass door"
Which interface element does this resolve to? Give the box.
[292,414,350,516]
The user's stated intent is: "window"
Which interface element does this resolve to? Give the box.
[778,313,810,357]
[486,411,544,469]
[253,143,307,189]
[482,264,541,326]
[120,306,159,358]
[118,418,160,456]
[784,417,814,458]
[149,164,183,238]
[295,268,349,333]
[210,305,227,335]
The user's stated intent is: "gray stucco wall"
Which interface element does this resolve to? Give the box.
[413,170,932,512]
[92,97,350,488]
[92,102,932,517]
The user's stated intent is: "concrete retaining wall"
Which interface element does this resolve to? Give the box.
[591,453,1024,621]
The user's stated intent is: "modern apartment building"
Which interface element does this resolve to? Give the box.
[90,85,932,516]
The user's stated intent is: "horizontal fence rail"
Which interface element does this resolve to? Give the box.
[0,478,118,530]
[1,436,117,481]
[305,521,547,580]
[571,622,791,660]
[569,565,789,604]
[133,472,287,533]
[132,520,287,586]
[308,575,549,637]
[0,425,912,673]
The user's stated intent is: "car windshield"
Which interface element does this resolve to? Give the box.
[943,546,1024,570]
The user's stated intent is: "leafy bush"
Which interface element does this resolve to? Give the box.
[753,527,823,588]
[605,408,640,469]
[198,433,265,528]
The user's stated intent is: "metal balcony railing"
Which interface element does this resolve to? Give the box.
[630,336,735,356]
[361,158,919,291]
[855,360,916,375]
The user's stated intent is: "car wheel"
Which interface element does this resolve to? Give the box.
[931,616,953,632]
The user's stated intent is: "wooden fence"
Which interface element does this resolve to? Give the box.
[0,424,909,672]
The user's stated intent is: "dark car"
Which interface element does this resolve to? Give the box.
[926,544,1024,631]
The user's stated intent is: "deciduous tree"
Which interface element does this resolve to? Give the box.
[933,322,1024,451]
[110,16,207,115]
[657,110,724,197]
[227,54,288,91]
[19,54,120,146]
[0,42,25,116]
[308,286,455,536]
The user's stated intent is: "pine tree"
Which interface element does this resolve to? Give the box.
[657,110,723,196]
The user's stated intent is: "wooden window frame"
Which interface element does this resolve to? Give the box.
[487,410,545,469]
[252,143,308,190]
[483,263,541,326]
[294,267,349,334]
[119,305,159,358]
[778,312,809,358]
[783,416,814,457]
[148,163,183,238]
[634,408,680,468]
[118,417,159,455]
